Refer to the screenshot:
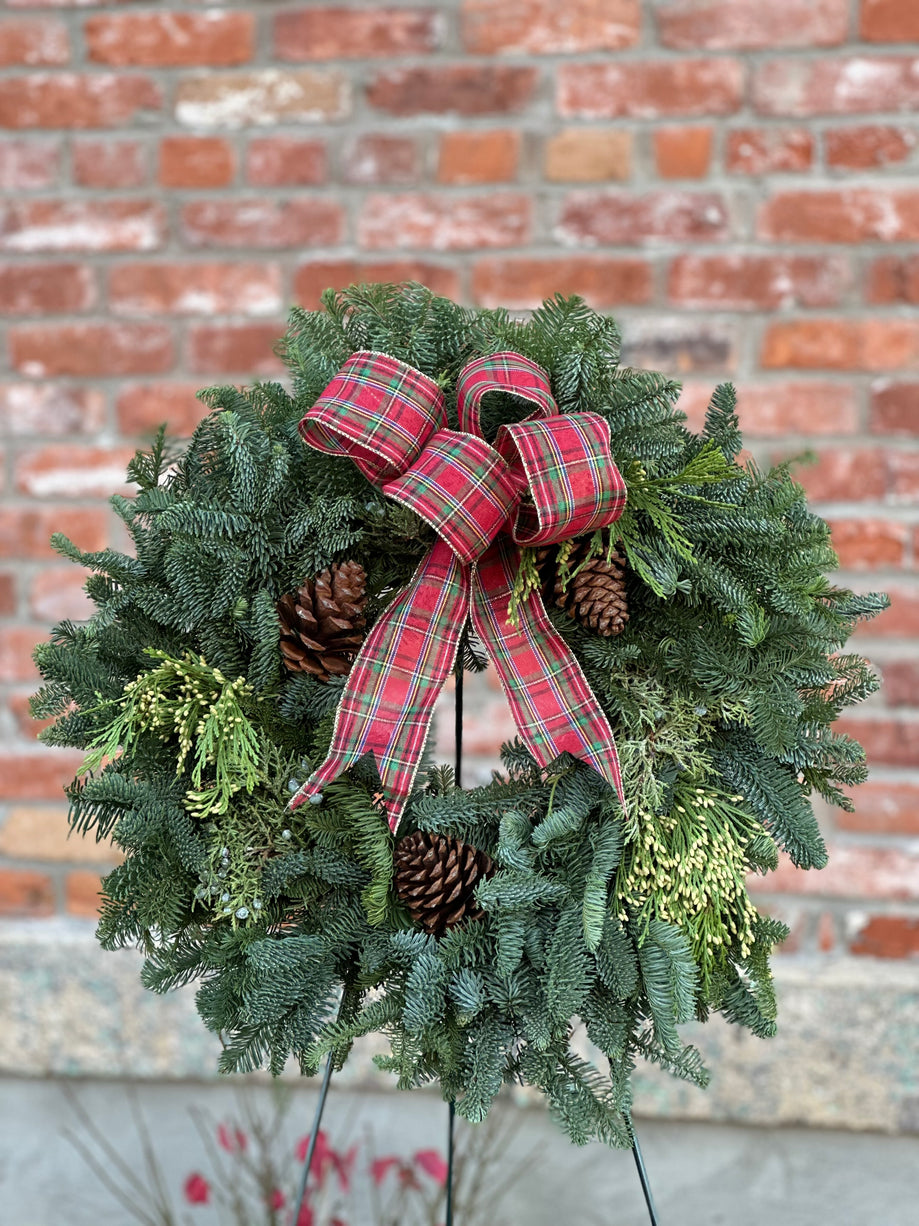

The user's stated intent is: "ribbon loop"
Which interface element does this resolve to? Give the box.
[382,430,517,566]
[457,352,556,437]
[497,414,627,546]
[300,350,446,483]
[290,348,628,831]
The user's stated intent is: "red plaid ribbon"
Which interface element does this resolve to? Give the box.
[289,350,628,831]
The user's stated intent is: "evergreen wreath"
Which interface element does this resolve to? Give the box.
[33,284,887,1148]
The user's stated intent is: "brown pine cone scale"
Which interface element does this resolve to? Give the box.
[535,539,629,637]
[394,830,494,935]
[278,560,367,681]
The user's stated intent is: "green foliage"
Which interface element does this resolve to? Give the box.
[32,282,885,1150]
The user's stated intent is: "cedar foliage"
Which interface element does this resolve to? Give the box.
[32,284,886,1146]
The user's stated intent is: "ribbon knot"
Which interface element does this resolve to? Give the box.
[290,350,627,831]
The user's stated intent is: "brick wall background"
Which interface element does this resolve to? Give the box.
[0,1,916,965]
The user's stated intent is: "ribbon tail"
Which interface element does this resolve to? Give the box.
[288,539,469,833]
[470,539,626,810]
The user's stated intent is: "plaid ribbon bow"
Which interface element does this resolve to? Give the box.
[289,349,628,831]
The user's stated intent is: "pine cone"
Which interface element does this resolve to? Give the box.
[538,539,629,637]
[278,561,367,681]
[394,830,494,935]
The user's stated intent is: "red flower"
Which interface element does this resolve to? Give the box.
[217,1122,248,1153]
[294,1200,314,1226]
[370,1156,399,1186]
[414,1149,449,1187]
[333,1144,358,1192]
[183,1173,210,1205]
[295,1130,349,1190]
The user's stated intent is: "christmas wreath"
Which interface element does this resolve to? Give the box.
[34,284,886,1147]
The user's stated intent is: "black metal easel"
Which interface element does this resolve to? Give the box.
[293,662,661,1226]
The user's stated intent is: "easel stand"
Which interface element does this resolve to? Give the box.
[291,665,661,1226]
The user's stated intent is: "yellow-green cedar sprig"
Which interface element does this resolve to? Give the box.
[81,649,267,819]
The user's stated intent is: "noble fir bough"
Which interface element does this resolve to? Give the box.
[33,284,886,1148]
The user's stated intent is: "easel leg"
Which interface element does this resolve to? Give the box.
[292,1051,335,1225]
[631,1127,660,1225]
[445,660,464,1225]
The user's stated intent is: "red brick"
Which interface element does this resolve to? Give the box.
[825,125,916,169]
[879,660,919,708]
[0,625,41,682]
[868,256,919,305]
[789,448,888,502]
[759,189,919,244]
[855,584,919,638]
[668,255,848,311]
[293,260,460,309]
[66,870,104,919]
[109,262,281,318]
[0,869,54,918]
[462,0,640,53]
[726,127,814,174]
[837,717,919,766]
[174,70,348,128]
[860,0,919,42]
[10,323,172,378]
[654,127,713,179]
[246,138,326,187]
[181,199,344,249]
[342,135,417,186]
[870,382,919,435]
[828,518,909,569]
[0,507,107,560]
[73,139,146,189]
[557,59,743,119]
[762,320,919,372]
[837,781,919,834]
[438,131,520,185]
[558,190,729,245]
[160,137,235,189]
[544,129,632,182]
[86,12,254,67]
[890,453,919,502]
[656,0,849,50]
[275,8,438,59]
[763,843,919,900]
[754,56,919,117]
[0,264,94,315]
[0,573,15,616]
[0,200,163,253]
[30,566,91,622]
[188,323,286,376]
[15,444,136,499]
[116,383,207,437]
[622,319,737,376]
[0,139,58,190]
[472,256,652,309]
[0,73,160,128]
[816,911,837,953]
[737,382,859,436]
[368,66,537,116]
[0,751,84,801]
[0,17,68,65]
[0,385,105,437]
[850,916,919,959]
[359,193,531,251]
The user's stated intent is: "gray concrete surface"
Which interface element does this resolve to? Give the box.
[1,1075,917,1226]
[2,919,918,1135]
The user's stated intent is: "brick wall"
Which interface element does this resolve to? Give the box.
[0,1,916,961]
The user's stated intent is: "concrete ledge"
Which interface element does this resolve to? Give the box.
[1,920,916,1133]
